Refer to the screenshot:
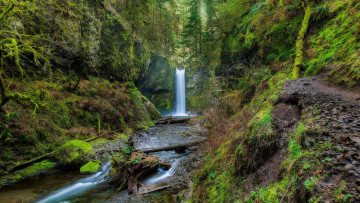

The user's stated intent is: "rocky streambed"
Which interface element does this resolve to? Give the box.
[0,121,204,203]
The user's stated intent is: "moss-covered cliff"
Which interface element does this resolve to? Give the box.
[0,0,167,184]
[138,55,175,112]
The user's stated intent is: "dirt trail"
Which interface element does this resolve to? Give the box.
[286,75,360,201]
[242,75,360,201]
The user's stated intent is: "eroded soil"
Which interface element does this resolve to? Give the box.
[241,75,360,201]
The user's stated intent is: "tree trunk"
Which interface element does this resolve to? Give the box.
[138,138,206,153]
[293,2,313,79]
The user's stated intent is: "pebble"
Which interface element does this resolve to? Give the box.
[345,163,356,171]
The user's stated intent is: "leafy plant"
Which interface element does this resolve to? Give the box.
[309,195,323,203]
[127,155,142,165]
[304,177,317,192]
[123,145,134,155]
[334,181,353,202]
[209,172,215,180]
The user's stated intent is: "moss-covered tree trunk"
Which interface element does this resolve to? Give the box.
[293,2,313,79]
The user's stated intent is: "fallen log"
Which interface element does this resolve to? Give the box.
[168,118,191,124]
[139,138,206,153]
[138,185,170,195]
[7,152,55,174]
[155,117,191,125]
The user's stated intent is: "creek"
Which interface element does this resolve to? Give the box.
[0,123,203,203]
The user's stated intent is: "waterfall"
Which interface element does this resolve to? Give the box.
[174,68,187,116]
[36,161,111,203]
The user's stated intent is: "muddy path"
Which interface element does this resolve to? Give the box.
[241,75,360,201]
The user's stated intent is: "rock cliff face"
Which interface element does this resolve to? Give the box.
[138,55,175,113]
[1,0,152,82]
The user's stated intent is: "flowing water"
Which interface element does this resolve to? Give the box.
[174,68,187,116]
[0,150,192,203]
[36,161,112,203]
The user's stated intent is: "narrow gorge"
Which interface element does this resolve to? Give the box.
[1,0,360,202]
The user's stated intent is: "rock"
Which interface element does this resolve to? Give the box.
[349,170,356,174]
[80,160,101,174]
[345,164,356,171]
[54,140,93,166]
[334,125,343,130]
[351,137,360,144]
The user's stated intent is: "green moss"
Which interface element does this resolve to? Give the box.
[0,160,55,188]
[245,180,288,203]
[305,1,360,87]
[54,140,92,165]
[127,84,160,128]
[293,2,314,79]
[80,160,101,174]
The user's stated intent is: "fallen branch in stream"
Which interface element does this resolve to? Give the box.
[155,117,192,125]
[138,185,170,195]
[138,138,207,153]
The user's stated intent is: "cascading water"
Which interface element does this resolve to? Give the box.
[137,151,189,194]
[36,161,111,203]
[174,68,187,116]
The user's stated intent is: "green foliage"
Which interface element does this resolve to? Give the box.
[245,180,288,203]
[304,177,317,192]
[127,155,142,165]
[306,1,360,86]
[123,145,134,155]
[333,181,353,202]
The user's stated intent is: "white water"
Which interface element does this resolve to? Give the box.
[138,151,189,194]
[142,161,178,186]
[174,68,187,116]
[36,161,111,203]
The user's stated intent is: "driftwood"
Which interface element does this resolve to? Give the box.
[138,185,170,195]
[139,138,206,153]
[155,117,191,125]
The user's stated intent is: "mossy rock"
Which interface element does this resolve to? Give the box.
[0,160,55,189]
[80,160,101,174]
[54,140,93,166]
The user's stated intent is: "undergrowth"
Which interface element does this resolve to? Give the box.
[0,76,160,175]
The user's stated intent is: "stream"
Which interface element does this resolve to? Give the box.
[0,122,204,203]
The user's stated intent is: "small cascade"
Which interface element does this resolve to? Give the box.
[174,68,187,116]
[142,161,178,186]
[138,151,189,194]
[36,161,111,203]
